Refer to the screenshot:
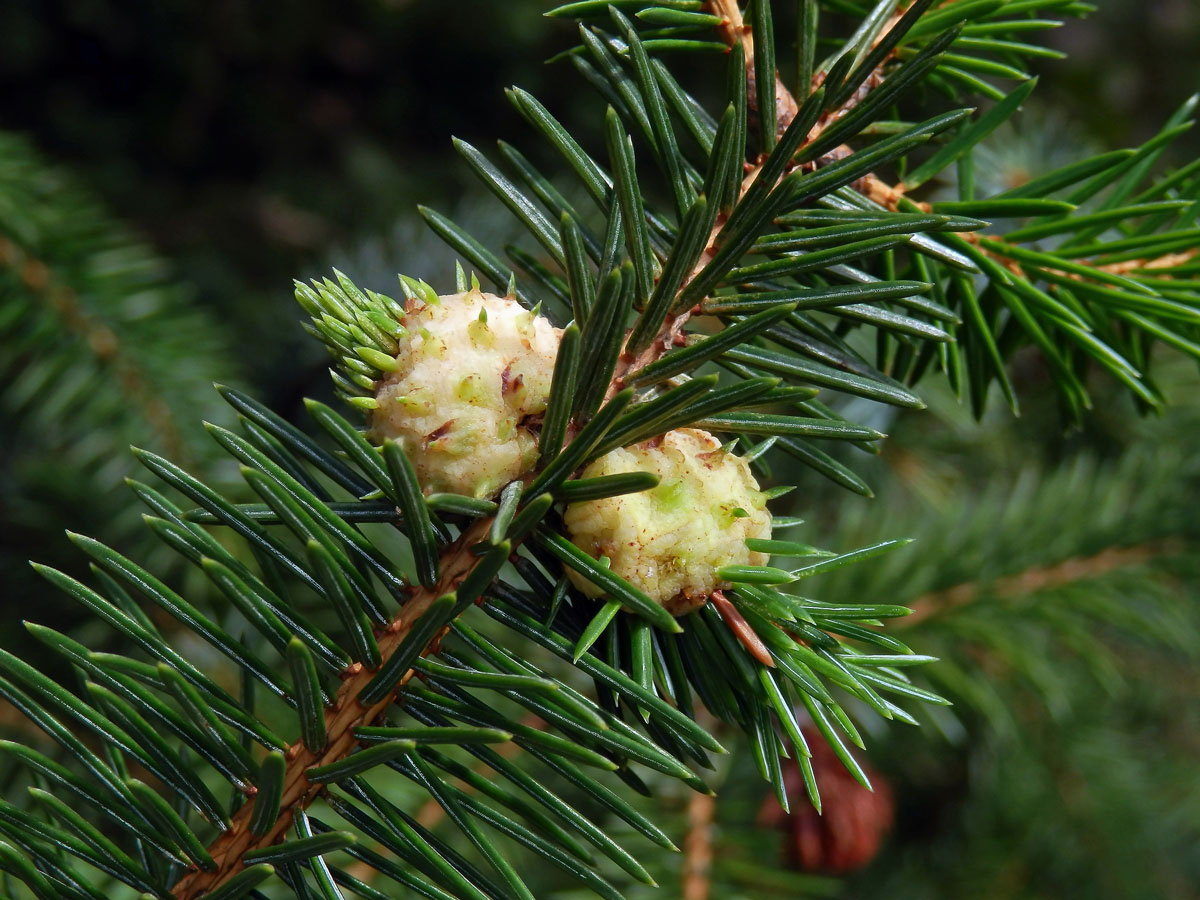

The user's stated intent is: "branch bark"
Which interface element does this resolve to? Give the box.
[805,6,1199,281]
[681,791,715,900]
[610,0,801,390]
[0,235,187,461]
[900,538,1187,627]
[173,518,492,898]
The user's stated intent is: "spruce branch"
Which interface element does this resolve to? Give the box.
[769,2,1199,416]
[168,252,773,896]
[768,5,1200,415]
[681,789,716,900]
[135,7,941,891]
[729,0,1197,287]
[710,0,801,125]
[0,134,233,482]
[612,0,891,387]
[0,233,185,461]
[609,0,797,385]
[901,538,1187,628]
[171,517,493,899]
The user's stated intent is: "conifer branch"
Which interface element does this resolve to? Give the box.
[798,2,1200,288]
[681,790,715,900]
[711,0,800,125]
[178,256,757,895]
[0,233,186,460]
[714,0,1200,343]
[172,518,494,899]
[706,0,896,208]
[174,10,831,890]
[611,0,804,389]
[901,538,1188,627]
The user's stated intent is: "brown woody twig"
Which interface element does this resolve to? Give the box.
[173,518,492,897]
[0,235,186,461]
[901,539,1186,627]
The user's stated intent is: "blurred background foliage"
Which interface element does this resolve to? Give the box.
[1,2,1198,898]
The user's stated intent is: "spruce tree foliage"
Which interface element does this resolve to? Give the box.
[0,132,235,654]
[1,3,1198,900]
[591,375,1200,898]
[826,375,1200,899]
